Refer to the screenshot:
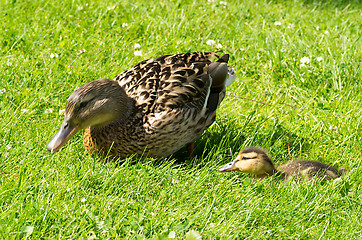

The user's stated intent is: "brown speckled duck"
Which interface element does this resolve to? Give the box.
[47,52,236,159]
[219,147,345,181]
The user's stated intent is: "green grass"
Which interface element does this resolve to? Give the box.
[1,0,362,238]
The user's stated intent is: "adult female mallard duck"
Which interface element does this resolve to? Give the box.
[47,52,236,159]
[219,147,345,181]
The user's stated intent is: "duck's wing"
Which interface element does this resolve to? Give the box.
[114,52,236,114]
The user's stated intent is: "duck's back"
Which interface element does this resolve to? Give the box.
[277,160,343,181]
[83,52,235,159]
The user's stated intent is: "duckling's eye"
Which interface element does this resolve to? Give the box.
[242,156,252,160]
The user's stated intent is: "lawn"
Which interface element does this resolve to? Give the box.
[1,0,361,238]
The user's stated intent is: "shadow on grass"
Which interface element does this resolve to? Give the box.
[170,114,312,166]
[271,0,362,10]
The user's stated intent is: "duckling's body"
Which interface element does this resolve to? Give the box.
[48,52,236,159]
[219,147,344,181]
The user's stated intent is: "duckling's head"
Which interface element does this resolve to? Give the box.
[47,79,132,153]
[219,147,276,178]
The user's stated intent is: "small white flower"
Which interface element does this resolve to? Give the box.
[300,57,310,64]
[176,40,182,45]
[168,231,176,238]
[59,109,65,115]
[316,57,323,62]
[329,126,337,131]
[220,1,227,5]
[134,50,142,56]
[122,23,129,27]
[21,109,29,114]
[0,89,5,94]
[6,61,12,66]
[316,26,320,31]
[44,109,53,114]
[78,6,83,10]
[274,21,281,26]
[324,30,329,35]
[287,23,294,29]
[6,144,12,150]
[134,43,141,49]
[240,48,245,51]
[216,43,223,49]
[206,40,216,46]
[81,198,86,202]
[50,53,59,59]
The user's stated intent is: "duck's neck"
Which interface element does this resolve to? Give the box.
[93,95,135,129]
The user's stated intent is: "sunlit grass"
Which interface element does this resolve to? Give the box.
[1,0,361,238]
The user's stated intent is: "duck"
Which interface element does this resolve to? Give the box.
[47,52,237,159]
[219,146,345,181]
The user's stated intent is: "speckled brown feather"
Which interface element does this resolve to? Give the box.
[83,52,235,159]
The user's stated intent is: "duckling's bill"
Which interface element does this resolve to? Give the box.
[219,160,239,172]
[47,119,81,153]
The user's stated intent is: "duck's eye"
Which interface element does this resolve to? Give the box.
[79,101,88,108]
[242,156,252,160]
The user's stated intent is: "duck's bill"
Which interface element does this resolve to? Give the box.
[47,120,80,153]
[219,160,238,172]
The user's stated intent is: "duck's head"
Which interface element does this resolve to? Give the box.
[219,147,276,178]
[47,79,132,153]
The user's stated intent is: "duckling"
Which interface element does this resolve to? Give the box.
[219,147,344,181]
[47,52,236,159]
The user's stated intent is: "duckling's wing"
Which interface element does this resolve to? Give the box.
[278,160,343,180]
[114,52,235,114]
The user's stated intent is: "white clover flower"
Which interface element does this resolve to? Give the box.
[134,50,143,56]
[6,61,12,66]
[206,40,216,46]
[287,23,294,29]
[1,89,6,94]
[59,109,65,115]
[122,23,129,27]
[134,43,141,49]
[44,109,53,114]
[168,231,176,238]
[324,30,329,35]
[274,21,281,26]
[81,198,87,202]
[78,6,83,10]
[216,43,223,49]
[329,126,337,131]
[21,109,29,114]
[316,57,323,62]
[50,53,59,59]
[220,1,227,5]
[300,57,310,64]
